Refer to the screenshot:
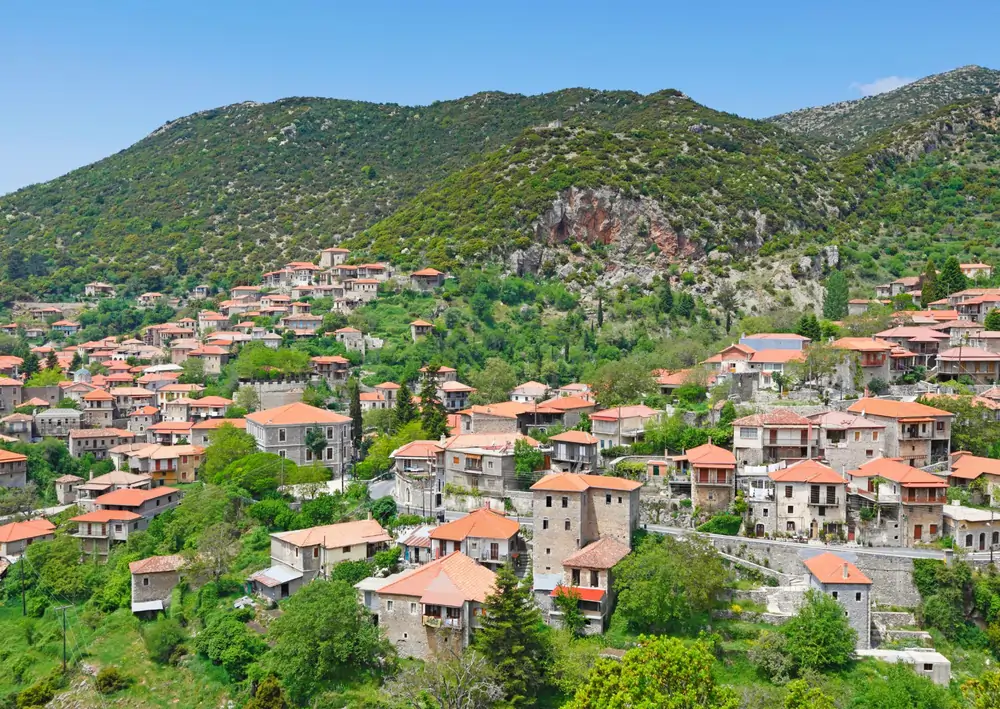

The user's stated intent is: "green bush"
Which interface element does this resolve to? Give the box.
[16,680,53,708]
[94,666,130,694]
[142,617,187,664]
[696,514,742,536]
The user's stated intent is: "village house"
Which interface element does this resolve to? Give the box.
[0,378,23,416]
[590,405,661,450]
[136,292,163,308]
[127,406,160,435]
[421,365,457,386]
[438,432,539,500]
[410,320,434,341]
[129,555,185,614]
[111,443,204,486]
[311,355,351,385]
[392,440,443,517]
[156,383,204,408]
[249,519,391,602]
[961,263,993,280]
[147,420,194,445]
[84,282,116,298]
[702,343,756,382]
[845,398,952,467]
[364,551,493,660]
[66,469,152,510]
[511,381,549,403]
[280,313,323,336]
[439,380,476,412]
[191,418,246,447]
[319,247,350,268]
[848,457,947,547]
[935,346,1000,384]
[197,311,230,334]
[50,319,80,336]
[186,346,229,376]
[803,552,872,649]
[943,504,1000,553]
[0,449,28,489]
[359,391,387,412]
[739,332,810,351]
[68,428,137,460]
[947,453,1000,501]
[428,506,524,570]
[34,407,84,438]
[82,389,115,427]
[830,338,893,392]
[110,386,157,416]
[245,402,354,475]
[743,460,849,539]
[747,350,806,389]
[875,326,951,369]
[374,382,400,407]
[70,487,181,561]
[397,525,435,565]
[731,410,815,469]
[0,357,22,379]
[529,473,641,632]
[457,402,532,435]
[807,411,886,474]
[169,339,200,365]
[0,519,56,559]
[410,268,446,291]
[547,430,599,473]
[1,413,33,443]
[678,442,736,514]
[53,475,84,505]
[654,368,717,397]
[331,327,363,352]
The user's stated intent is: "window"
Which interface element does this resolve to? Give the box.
[739,427,758,439]
[143,577,149,586]
[571,569,580,585]
[936,421,945,431]
[543,519,549,529]
[872,431,879,442]
[866,450,874,457]
[545,548,550,555]
[295,548,299,557]
[546,495,552,508]
[590,570,599,587]
[386,600,394,612]
[326,447,333,460]
[313,548,319,558]
[786,522,795,531]
[762,508,769,517]
[930,524,938,535]
[279,428,286,442]
[966,534,974,548]
[453,456,459,464]
[831,591,839,600]
[923,663,933,672]
[306,449,312,461]
[784,486,792,498]
[326,427,333,438]
[855,592,862,602]
[605,493,611,505]
[342,545,351,553]
[561,496,568,508]
[618,496,623,503]
[564,519,571,530]
[854,431,861,442]
[787,505,794,514]
[410,602,418,615]
[279,450,286,458]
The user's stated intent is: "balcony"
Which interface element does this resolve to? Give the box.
[423,615,463,630]
[808,497,840,507]
[479,551,508,564]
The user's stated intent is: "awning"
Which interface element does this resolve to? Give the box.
[899,417,934,423]
[419,589,467,607]
[132,600,164,613]
[550,586,606,602]
[249,564,303,588]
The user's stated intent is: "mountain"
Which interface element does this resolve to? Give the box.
[768,65,1000,152]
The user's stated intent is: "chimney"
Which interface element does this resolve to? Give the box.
[842,562,849,580]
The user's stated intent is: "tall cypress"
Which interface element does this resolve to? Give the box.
[419,366,449,439]
[822,271,849,320]
[939,256,968,297]
[391,382,417,432]
[348,378,362,450]
[920,258,939,307]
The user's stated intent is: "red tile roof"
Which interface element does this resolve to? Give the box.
[94,486,180,507]
[561,537,630,569]
[0,519,55,543]
[846,398,952,419]
[70,510,142,523]
[769,459,848,485]
[530,473,642,492]
[684,442,736,468]
[377,551,495,605]
[849,458,948,488]
[430,507,520,542]
[274,519,391,548]
[129,555,185,574]
[548,430,598,445]
[731,410,813,427]
[246,401,351,426]
[803,552,871,585]
[551,586,606,602]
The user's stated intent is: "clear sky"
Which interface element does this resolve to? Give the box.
[3,0,1000,196]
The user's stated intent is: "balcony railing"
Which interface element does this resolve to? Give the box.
[808,497,840,506]
[479,551,507,563]
[423,615,463,629]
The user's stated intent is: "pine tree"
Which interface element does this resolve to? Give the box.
[69,351,83,373]
[675,292,695,318]
[44,350,58,371]
[596,295,604,329]
[419,367,449,439]
[822,271,849,320]
[475,565,552,705]
[348,378,362,450]
[391,382,417,432]
[22,352,39,377]
[939,256,968,296]
[920,258,940,307]
[659,279,674,314]
[795,313,821,342]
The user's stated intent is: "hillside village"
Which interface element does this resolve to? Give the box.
[1,238,1000,707]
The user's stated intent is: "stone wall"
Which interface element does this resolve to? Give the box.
[239,377,312,409]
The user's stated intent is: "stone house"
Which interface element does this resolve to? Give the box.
[246,402,354,475]
[68,428,137,459]
[848,457,947,547]
[550,537,631,634]
[590,405,661,450]
[319,247,350,268]
[127,406,160,435]
[731,410,815,469]
[548,430,599,473]
[84,282,116,297]
[311,355,350,385]
[169,339,199,365]
[830,338,893,392]
[936,346,1000,384]
[875,326,950,369]
[803,552,872,649]
[35,408,84,438]
[420,365,457,386]
[428,506,523,570]
[744,460,849,539]
[438,432,538,499]
[701,343,756,383]
[438,381,476,412]
[374,382,400,407]
[129,555,184,613]
[70,486,181,561]
[186,346,229,375]
[367,551,493,660]
[410,320,434,341]
[511,381,549,403]
[807,411,886,474]
[110,387,157,416]
[50,319,80,336]
[71,470,152,511]
[191,418,247,447]
[82,389,114,427]
[334,327,365,351]
[0,378,24,416]
[680,442,736,514]
[147,420,194,445]
[0,519,56,559]
[249,519,391,602]
[409,268,446,291]
[738,333,810,351]
[845,398,952,467]
[359,392,387,412]
[391,440,443,517]
[54,474,85,504]
[156,383,205,407]
[1,413,33,443]
[111,443,204,486]
[943,504,1000,552]
[457,402,530,435]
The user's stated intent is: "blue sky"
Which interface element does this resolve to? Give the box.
[3,0,1000,196]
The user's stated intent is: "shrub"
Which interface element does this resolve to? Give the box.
[16,680,53,708]
[94,667,130,695]
[142,617,187,664]
[748,630,793,685]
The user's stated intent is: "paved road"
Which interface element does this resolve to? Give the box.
[368,478,394,500]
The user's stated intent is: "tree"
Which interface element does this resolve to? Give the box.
[69,351,83,373]
[44,350,58,371]
[596,289,605,328]
[565,636,738,709]
[475,564,552,705]
[304,426,327,464]
[142,617,187,664]
[392,382,417,432]
[795,313,821,342]
[179,356,205,384]
[674,291,695,318]
[234,385,261,413]
[715,282,738,333]
[552,586,586,637]
[781,590,856,671]
[513,438,545,486]
[783,679,834,709]
[771,371,789,398]
[920,258,940,307]
[420,369,450,440]
[939,256,968,296]
[197,613,267,680]
[822,271,849,320]
[245,675,291,709]
[718,401,737,427]
[21,352,39,377]
[385,650,503,709]
[747,630,793,685]
[866,377,888,395]
[658,279,674,314]
[348,378,363,450]
[588,356,655,408]
[613,534,726,634]
[370,495,397,525]
[917,394,1000,457]
[265,580,394,701]
[202,423,258,480]
[985,309,1000,331]
[190,522,238,582]
[964,670,1000,709]
[470,357,517,404]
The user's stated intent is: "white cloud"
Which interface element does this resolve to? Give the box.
[849,75,916,97]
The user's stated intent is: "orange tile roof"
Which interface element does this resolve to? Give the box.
[410,319,434,327]
[464,401,535,419]
[274,519,391,548]
[803,552,871,585]
[846,398,952,419]
[831,337,894,352]
[412,268,444,277]
[749,349,805,364]
[83,389,114,401]
[731,410,813,427]
[530,473,642,492]
[535,396,596,412]
[430,507,520,542]
[590,405,659,421]
[246,401,351,426]
[359,392,384,402]
[849,458,948,488]
[440,432,538,452]
[70,510,142,523]
[191,418,247,430]
[685,442,736,468]
[189,396,233,407]
[0,377,23,387]
[548,430,598,445]
[769,459,848,485]
[149,421,194,433]
[561,537,630,569]
[312,355,350,365]
[95,486,180,507]
[68,428,135,439]
[377,551,495,605]
[551,586,606,602]
[938,346,1000,361]
[0,519,55,543]
[128,406,159,416]
[390,440,442,459]
[950,453,1000,481]
[0,449,27,464]
[129,554,185,574]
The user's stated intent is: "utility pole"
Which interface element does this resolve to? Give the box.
[20,556,26,616]
[55,605,70,672]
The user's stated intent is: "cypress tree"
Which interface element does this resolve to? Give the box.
[596,295,604,329]
[44,350,58,371]
[391,382,417,432]
[822,271,849,320]
[795,313,821,342]
[920,258,940,307]
[475,565,552,705]
[348,378,362,450]
[419,367,449,439]
[659,279,674,313]
[939,256,968,297]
